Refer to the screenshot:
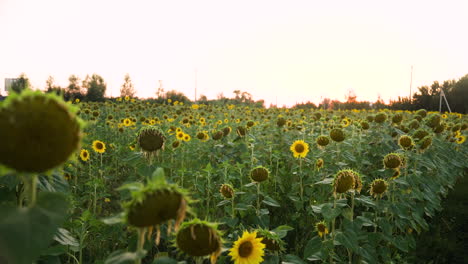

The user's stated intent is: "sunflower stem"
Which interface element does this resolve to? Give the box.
[231,197,236,218]
[29,175,38,207]
[299,158,303,202]
[256,182,261,216]
[135,228,146,264]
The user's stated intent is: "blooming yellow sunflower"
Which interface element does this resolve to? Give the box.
[183,134,191,142]
[124,95,130,101]
[229,231,265,264]
[290,140,309,158]
[315,221,329,238]
[456,135,466,144]
[80,149,90,161]
[176,132,185,140]
[92,140,106,153]
[123,118,132,127]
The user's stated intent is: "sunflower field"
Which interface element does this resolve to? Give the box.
[0,91,467,264]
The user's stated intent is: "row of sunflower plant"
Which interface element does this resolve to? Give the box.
[0,90,467,264]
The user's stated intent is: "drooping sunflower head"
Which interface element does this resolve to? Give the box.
[316,158,324,170]
[172,140,181,149]
[250,166,270,183]
[212,131,224,141]
[176,219,222,264]
[398,135,414,150]
[383,153,402,169]
[80,149,90,162]
[276,117,286,127]
[228,231,266,264]
[425,113,441,128]
[236,126,247,137]
[222,126,232,137]
[137,126,165,153]
[360,121,370,130]
[412,129,429,141]
[220,183,235,199]
[433,123,446,134]
[329,128,345,142]
[419,136,433,151]
[0,91,83,173]
[290,140,309,158]
[315,221,329,238]
[370,178,388,198]
[125,176,190,231]
[333,169,356,195]
[256,228,285,252]
[316,135,330,147]
[374,112,387,124]
[408,119,420,129]
[392,114,403,124]
[416,109,427,118]
[391,168,401,179]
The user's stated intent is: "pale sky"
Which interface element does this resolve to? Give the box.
[1,0,467,106]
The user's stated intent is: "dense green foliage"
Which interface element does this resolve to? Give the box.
[0,91,467,264]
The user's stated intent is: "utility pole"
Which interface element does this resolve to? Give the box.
[194,68,197,102]
[409,65,413,102]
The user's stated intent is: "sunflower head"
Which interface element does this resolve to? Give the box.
[80,149,90,162]
[419,136,433,151]
[370,178,388,198]
[413,129,429,141]
[425,113,441,128]
[0,91,83,173]
[316,135,330,147]
[383,153,402,169]
[329,128,345,142]
[276,117,286,127]
[212,131,224,141]
[316,158,324,170]
[125,176,190,230]
[391,168,401,179]
[392,114,403,124]
[176,219,222,263]
[433,123,446,134]
[250,166,269,183]
[290,140,310,158]
[408,119,420,129]
[92,140,106,153]
[315,221,329,238]
[236,126,247,137]
[398,135,414,150]
[374,112,387,123]
[228,231,266,264]
[220,183,235,199]
[416,109,427,118]
[256,228,285,252]
[172,140,181,149]
[333,169,356,195]
[222,126,232,137]
[456,135,466,144]
[360,121,370,130]
[137,126,165,153]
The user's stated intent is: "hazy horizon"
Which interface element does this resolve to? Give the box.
[1,0,467,106]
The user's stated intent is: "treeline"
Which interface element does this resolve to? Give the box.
[3,73,467,112]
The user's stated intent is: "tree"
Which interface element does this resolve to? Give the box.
[164,90,190,103]
[120,74,136,98]
[45,76,63,95]
[10,73,30,93]
[84,74,107,101]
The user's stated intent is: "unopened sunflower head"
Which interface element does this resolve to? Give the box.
[370,179,388,198]
[219,184,235,199]
[383,153,402,169]
[419,136,433,151]
[250,166,270,183]
[374,112,387,124]
[176,219,222,264]
[329,128,345,142]
[316,135,330,147]
[333,169,357,195]
[398,135,414,150]
[256,228,285,252]
[0,90,83,173]
[137,126,165,153]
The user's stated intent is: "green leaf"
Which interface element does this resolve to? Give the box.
[152,256,178,264]
[101,213,125,225]
[282,254,307,264]
[314,178,334,185]
[217,200,231,207]
[335,231,359,252]
[151,167,166,185]
[262,196,280,207]
[304,236,322,259]
[104,250,146,264]
[0,192,69,264]
[54,228,79,248]
[272,225,294,238]
[321,204,341,221]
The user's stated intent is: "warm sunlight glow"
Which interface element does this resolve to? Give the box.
[1,0,467,106]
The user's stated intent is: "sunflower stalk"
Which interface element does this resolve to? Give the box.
[256,182,261,216]
[135,228,147,264]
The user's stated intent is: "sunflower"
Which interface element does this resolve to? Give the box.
[315,221,329,238]
[370,179,388,198]
[176,132,185,140]
[229,231,266,264]
[92,140,106,153]
[80,149,90,161]
[123,118,132,127]
[183,134,191,142]
[290,140,309,158]
[456,135,466,144]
